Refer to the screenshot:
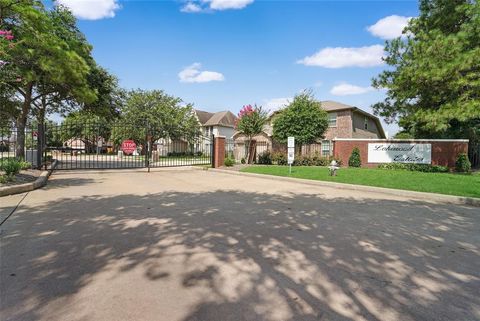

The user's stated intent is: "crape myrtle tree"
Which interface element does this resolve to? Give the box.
[0,1,96,159]
[110,89,200,150]
[272,91,329,152]
[372,0,480,160]
[235,104,268,164]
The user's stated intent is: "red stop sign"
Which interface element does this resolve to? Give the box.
[121,140,136,155]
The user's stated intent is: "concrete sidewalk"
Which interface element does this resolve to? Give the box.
[1,169,479,321]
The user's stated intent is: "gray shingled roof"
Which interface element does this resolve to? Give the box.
[320,100,355,111]
[194,110,215,125]
[203,111,237,128]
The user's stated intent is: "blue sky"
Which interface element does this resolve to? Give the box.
[49,0,420,136]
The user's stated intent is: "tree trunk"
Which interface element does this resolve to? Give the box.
[15,83,33,159]
[245,136,255,164]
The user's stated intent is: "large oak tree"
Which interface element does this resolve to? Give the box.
[0,0,95,158]
[372,0,480,157]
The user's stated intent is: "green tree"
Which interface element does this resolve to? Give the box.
[111,89,199,146]
[60,112,110,152]
[372,0,480,158]
[235,104,268,164]
[348,147,361,167]
[272,91,328,148]
[0,1,95,158]
[81,65,124,119]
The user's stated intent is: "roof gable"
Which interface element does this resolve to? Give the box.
[204,111,237,127]
[194,110,215,125]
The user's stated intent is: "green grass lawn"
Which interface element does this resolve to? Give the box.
[241,166,480,198]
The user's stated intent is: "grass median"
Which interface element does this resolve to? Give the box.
[241,165,480,198]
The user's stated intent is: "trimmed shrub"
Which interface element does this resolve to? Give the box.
[0,174,14,184]
[377,163,449,173]
[293,155,315,166]
[268,152,342,167]
[257,151,273,165]
[455,153,471,173]
[348,147,361,167]
[167,151,203,157]
[272,152,288,165]
[224,157,235,167]
[240,157,246,164]
[0,158,22,176]
[20,161,31,170]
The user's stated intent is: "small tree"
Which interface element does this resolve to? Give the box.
[348,147,361,167]
[272,91,328,150]
[455,153,471,173]
[235,104,268,164]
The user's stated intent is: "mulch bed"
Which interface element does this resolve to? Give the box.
[0,169,43,187]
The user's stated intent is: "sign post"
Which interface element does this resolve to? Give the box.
[287,137,295,174]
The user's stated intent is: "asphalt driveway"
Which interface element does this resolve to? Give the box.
[1,168,479,321]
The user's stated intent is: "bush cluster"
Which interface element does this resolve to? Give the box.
[377,163,449,173]
[258,151,342,167]
[271,152,287,165]
[167,151,203,157]
[257,151,273,165]
[224,157,235,167]
[455,153,471,173]
[0,158,24,178]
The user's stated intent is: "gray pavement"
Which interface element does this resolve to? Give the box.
[0,169,479,321]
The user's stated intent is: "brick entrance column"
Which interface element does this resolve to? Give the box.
[213,136,225,168]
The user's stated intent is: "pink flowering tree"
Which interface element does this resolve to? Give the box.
[235,104,268,163]
[0,30,14,66]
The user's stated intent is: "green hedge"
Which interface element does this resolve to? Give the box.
[378,162,449,173]
[455,153,471,173]
[0,158,23,176]
[259,151,342,167]
[348,147,361,167]
[224,157,235,167]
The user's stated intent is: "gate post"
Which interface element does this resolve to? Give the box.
[212,136,226,168]
[211,134,215,167]
[145,124,150,171]
[36,122,44,169]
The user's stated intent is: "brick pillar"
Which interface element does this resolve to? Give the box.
[213,136,225,168]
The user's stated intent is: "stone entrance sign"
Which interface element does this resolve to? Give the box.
[368,143,432,164]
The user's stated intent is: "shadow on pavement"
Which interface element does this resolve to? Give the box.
[1,189,479,321]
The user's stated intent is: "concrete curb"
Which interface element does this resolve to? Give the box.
[210,168,480,207]
[0,160,58,197]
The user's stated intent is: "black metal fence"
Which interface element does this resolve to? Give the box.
[1,122,213,170]
[0,123,43,168]
[225,138,330,163]
[470,144,480,168]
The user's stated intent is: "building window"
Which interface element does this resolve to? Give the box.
[328,113,337,127]
[322,140,332,156]
[364,117,368,130]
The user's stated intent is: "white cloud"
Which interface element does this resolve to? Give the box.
[181,2,203,13]
[56,0,120,20]
[181,0,254,13]
[297,45,384,68]
[178,63,225,83]
[263,97,292,112]
[367,15,412,40]
[208,0,254,10]
[330,83,374,96]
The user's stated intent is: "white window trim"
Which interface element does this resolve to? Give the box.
[328,113,337,128]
